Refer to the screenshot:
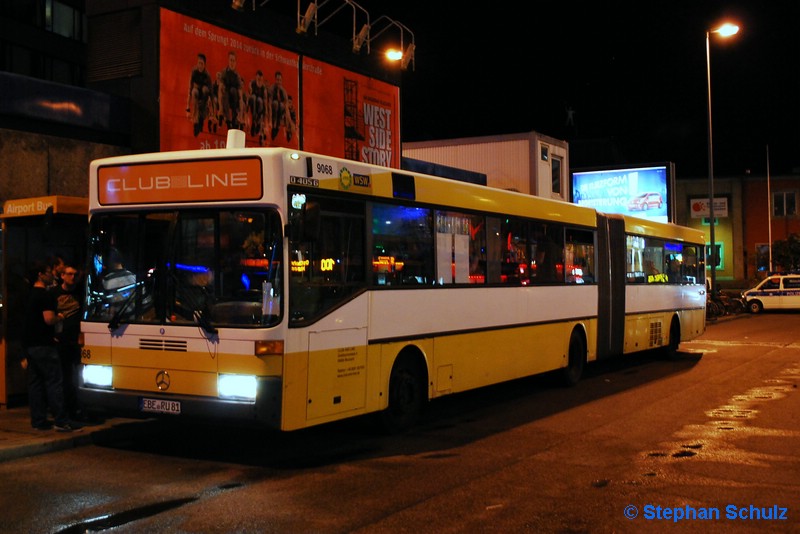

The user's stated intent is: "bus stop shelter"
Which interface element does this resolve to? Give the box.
[0,196,88,408]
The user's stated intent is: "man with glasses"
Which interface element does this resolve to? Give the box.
[53,261,89,424]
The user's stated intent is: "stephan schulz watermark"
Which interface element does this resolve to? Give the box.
[623,504,789,522]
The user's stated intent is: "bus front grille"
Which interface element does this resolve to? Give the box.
[139,338,188,352]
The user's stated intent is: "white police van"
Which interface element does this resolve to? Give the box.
[741,273,800,313]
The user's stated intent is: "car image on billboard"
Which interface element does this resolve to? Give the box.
[627,192,663,211]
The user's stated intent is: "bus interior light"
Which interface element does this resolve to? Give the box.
[218,374,257,401]
[83,364,113,388]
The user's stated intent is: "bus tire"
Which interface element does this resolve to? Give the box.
[560,329,585,387]
[381,353,427,434]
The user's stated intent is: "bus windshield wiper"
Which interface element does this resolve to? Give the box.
[192,309,218,335]
[107,286,138,331]
[172,272,218,335]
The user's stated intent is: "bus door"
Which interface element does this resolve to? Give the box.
[0,196,88,408]
[595,213,626,359]
[287,190,369,422]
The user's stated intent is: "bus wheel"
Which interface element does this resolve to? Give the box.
[381,354,426,434]
[560,330,585,387]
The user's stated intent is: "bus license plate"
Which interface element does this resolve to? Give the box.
[140,398,181,415]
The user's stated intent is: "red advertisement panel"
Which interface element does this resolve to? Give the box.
[302,57,400,168]
[159,9,300,151]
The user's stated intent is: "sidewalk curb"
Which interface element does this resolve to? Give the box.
[0,417,150,464]
[707,312,750,324]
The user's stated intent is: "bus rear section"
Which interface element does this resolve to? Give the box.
[594,213,706,360]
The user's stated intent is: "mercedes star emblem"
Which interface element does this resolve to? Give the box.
[155,370,171,391]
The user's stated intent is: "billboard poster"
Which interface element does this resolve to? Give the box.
[302,57,400,168]
[159,9,300,151]
[571,165,673,223]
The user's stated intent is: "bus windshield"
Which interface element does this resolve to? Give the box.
[85,208,283,329]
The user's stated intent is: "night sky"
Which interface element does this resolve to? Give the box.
[350,1,800,178]
[264,1,799,178]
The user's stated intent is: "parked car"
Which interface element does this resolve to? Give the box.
[627,192,663,211]
[741,273,800,313]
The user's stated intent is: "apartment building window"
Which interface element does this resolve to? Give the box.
[755,243,771,273]
[3,44,82,84]
[46,0,87,42]
[5,0,86,42]
[8,45,35,76]
[773,191,796,217]
[1,1,86,83]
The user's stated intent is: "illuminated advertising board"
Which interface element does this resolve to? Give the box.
[302,57,400,168]
[571,163,675,223]
[158,9,400,168]
[159,9,301,151]
[97,158,263,205]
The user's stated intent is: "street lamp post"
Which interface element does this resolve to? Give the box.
[705,22,739,295]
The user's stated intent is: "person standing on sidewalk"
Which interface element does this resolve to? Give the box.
[52,261,87,423]
[22,260,80,432]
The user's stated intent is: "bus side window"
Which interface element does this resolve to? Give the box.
[565,228,594,284]
[468,214,487,284]
[680,245,700,284]
[435,210,475,284]
[372,203,433,286]
[532,223,564,283]
[499,217,530,285]
[641,238,668,284]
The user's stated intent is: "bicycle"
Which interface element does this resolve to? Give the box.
[707,290,745,319]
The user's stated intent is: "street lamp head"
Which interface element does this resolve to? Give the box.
[385,49,403,61]
[711,22,739,37]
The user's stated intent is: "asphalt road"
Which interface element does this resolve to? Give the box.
[1,313,798,533]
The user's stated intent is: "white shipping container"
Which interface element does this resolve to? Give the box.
[403,131,569,200]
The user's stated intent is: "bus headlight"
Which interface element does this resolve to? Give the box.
[218,374,257,401]
[83,365,113,388]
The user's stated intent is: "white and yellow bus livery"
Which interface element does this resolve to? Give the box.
[78,134,706,432]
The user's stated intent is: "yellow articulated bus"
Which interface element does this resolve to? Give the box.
[78,134,706,432]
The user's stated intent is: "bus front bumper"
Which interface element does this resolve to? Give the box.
[77,376,283,430]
